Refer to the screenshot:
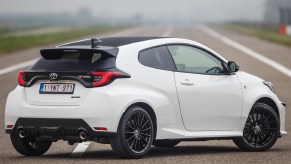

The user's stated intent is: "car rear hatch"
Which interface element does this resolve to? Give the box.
[23,47,119,106]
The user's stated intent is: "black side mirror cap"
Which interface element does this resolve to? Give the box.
[227,61,239,74]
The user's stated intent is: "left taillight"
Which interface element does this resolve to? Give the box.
[18,71,26,86]
[91,71,129,87]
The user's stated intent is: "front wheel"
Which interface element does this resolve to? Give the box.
[233,103,280,151]
[10,133,52,156]
[110,106,154,159]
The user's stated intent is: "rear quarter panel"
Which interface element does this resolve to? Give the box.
[112,41,185,136]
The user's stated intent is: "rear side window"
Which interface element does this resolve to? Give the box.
[30,50,115,72]
[138,46,175,71]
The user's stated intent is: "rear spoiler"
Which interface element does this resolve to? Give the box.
[40,47,119,59]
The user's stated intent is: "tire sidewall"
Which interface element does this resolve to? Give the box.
[118,106,154,158]
[10,133,52,156]
[240,103,280,151]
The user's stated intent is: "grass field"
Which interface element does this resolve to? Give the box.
[0,26,120,55]
[225,24,291,47]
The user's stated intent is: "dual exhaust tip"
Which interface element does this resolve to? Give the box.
[18,129,26,139]
[78,130,87,141]
[17,127,88,141]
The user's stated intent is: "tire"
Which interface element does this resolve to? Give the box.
[233,102,280,151]
[110,106,154,159]
[153,140,180,148]
[10,133,52,156]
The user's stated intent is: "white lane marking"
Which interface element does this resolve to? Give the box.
[198,25,291,78]
[163,26,173,37]
[0,58,39,76]
[71,142,91,157]
[0,27,142,76]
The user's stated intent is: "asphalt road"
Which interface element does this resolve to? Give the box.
[0,25,290,164]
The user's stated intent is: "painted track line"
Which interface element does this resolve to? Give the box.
[0,27,143,76]
[71,142,91,157]
[0,58,39,76]
[198,25,291,78]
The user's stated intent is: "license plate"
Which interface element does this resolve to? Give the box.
[39,83,75,94]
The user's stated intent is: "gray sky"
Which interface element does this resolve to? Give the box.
[0,0,266,22]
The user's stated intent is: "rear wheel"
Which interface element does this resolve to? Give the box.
[10,133,52,156]
[233,103,280,151]
[153,140,180,148]
[110,106,154,159]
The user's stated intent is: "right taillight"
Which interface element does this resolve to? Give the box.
[91,71,129,87]
[18,71,26,86]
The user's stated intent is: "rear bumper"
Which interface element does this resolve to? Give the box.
[5,86,121,133]
[6,118,116,141]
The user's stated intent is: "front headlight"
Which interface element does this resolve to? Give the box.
[263,81,275,93]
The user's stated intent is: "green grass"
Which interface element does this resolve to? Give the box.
[0,26,11,37]
[225,24,291,47]
[0,26,120,55]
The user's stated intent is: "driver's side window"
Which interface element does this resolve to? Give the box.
[167,45,226,74]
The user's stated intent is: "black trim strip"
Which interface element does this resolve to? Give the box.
[6,118,116,140]
[282,102,287,107]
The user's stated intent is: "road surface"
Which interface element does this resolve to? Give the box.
[0,25,290,164]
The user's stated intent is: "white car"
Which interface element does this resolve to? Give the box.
[5,37,286,158]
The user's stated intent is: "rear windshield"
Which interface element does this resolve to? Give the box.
[30,49,116,72]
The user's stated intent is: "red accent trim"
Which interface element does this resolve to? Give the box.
[93,127,108,131]
[18,71,26,86]
[6,125,14,129]
[92,72,123,87]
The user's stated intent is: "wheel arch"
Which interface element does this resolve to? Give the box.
[239,94,281,131]
[254,97,279,118]
[119,102,157,140]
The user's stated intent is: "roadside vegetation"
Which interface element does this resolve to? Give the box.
[0,26,120,55]
[225,23,291,47]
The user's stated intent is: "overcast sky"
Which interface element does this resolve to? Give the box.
[0,0,266,22]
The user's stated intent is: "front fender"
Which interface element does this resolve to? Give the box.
[236,72,285,134]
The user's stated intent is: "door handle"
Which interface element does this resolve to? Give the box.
[180,79,194,86]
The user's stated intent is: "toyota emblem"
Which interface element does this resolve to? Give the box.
[49,73,58,81]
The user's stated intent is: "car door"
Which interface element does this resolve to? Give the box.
[167,45,243,131]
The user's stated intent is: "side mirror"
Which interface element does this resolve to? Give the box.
[227,61,239,74]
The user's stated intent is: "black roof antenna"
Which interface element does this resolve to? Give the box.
[91,38,102,48]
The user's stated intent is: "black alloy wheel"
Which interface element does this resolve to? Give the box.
[233,103,280,151]
[125,110,153,153]
[110,106,154,159]
[10,133,52,156]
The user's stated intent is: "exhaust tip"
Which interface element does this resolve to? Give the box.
[18,129,26,139]
[79,131,87,141]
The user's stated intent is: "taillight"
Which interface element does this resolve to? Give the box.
[18,71,26,86]
[91,71,129,87]
[93,127,108,131]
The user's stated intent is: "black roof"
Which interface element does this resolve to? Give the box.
[60,37,166,47]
